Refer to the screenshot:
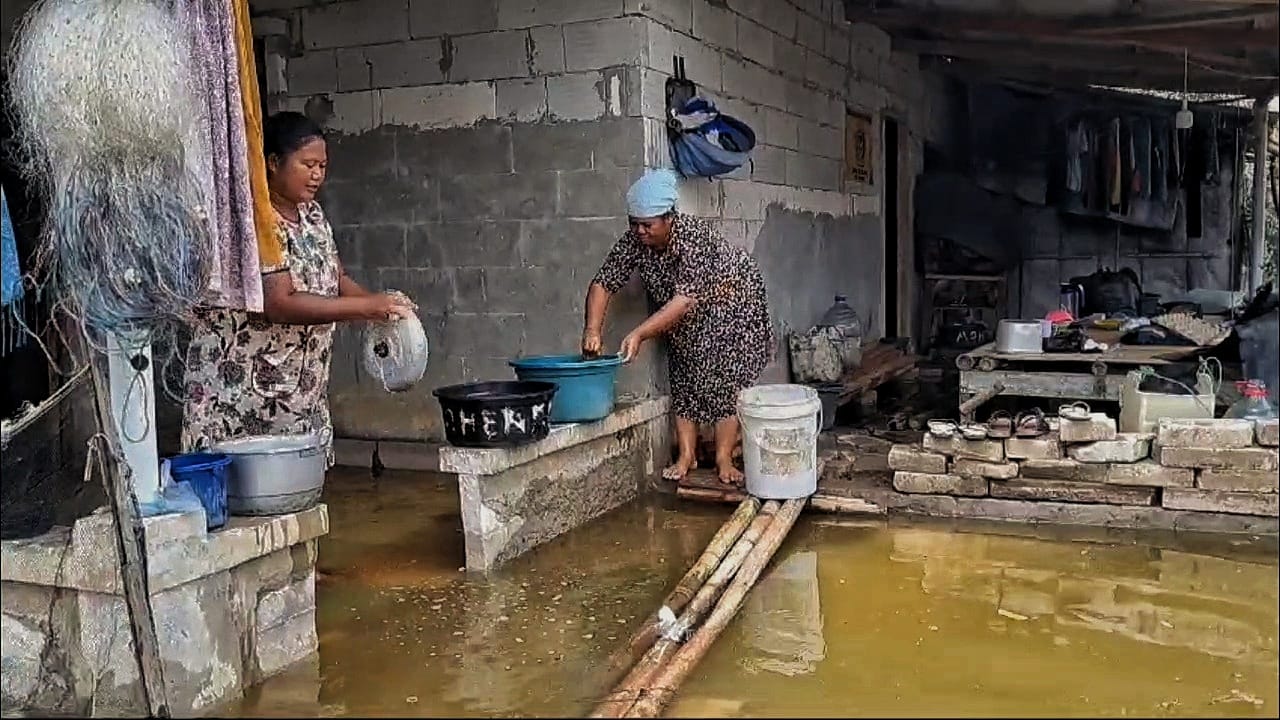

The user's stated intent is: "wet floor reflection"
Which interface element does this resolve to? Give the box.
[231,469,1278,718]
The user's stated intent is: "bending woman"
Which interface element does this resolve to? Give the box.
[182,111,413,464]
[582,169,773,484]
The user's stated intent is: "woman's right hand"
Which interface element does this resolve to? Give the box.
[361,292,414,321]
[581,329,603,358]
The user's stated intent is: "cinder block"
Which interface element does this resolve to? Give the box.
[823,24,850,63]
[795,9,824,50]
[497,0,625,29]
[409,0,499,37]
[784,151,840,191]
[437,171,558,220]
[750,144,787,185]
[1196,469,1280,493]
[759,0,798,39]
[1162,488,1279,517]
[1256,419,1279,447]
[921,434,1005,463]
[692,0,737,50]
[512,122,595,172]
[1156,445,1279,472]
[449,30,530,82]
[1059,413,1117,443]
[763,108,800,150]
[496,78,548,121]
[337,40,445,92]
[411,220,521,268]
[848,21,891,58]
[302,0,409,49]
[563,17,647,72]
[773,37,806,80]
[559,167,635,218]
[381,82,497,129]
[804,51,845,93]
[285,51,336,96]
[547,72,607,121]
[1105,460,1193,488]
[1004,435,1063,461]
[991,479,1156,506]
[529,26,567,74]
[1019,458,1109,483]
[736,17,775,66]
[887,445,947,474]
[396,124,513,176]
[893,472,988,498]
[625,0,693,32]
[1067,433,1152,464]
[721,58,787,111]
[1156,418,1255,449]
[952,459,1019,480]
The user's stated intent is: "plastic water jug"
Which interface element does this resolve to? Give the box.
[1224,380,1278,420]
[816,295,863,371]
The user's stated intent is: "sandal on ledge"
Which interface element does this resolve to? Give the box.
[1014,408,1050,438]
[1059,401,1091,422]
[986,410,1014,439]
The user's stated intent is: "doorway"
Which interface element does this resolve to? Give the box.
[882,116,900,337]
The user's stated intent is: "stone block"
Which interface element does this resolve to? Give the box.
[438,171,558,220]
[1019,458,1109,483]
[921,434,1005,463]
[1156,445,1279,472]
[1156,418,1256,449]
[886,445,946,474]
[693,0,737,50]
[1,612,47,708]
[256,570,317,633]
[337,40,444,91]
[892,471,988,497]
[496,79,548,121]
[513,122,597,172]
[1196,469,1280,493]
[1105,460,1193,488]
[626,0,693,32]
[302,0,409,49]
[547,72,609,120]
[737,17,775,66]
[559,167,635,218]
[381,82,497,129]
[1066,433,1152,464]
[449,30,531,82]
[285,51,336,97]
[990,479,1157,506]
[1003,434,1063,460]
[784,150,841,191]
[255,610,319,678]
[952,459,1019,480]
[497,0,623,29]
[1162,488,1279,517]
[529,25,567,74]
[1257,419,1279,447]
[563,17,647,71]
[409,0,499,36]
[1058,413,1117,443]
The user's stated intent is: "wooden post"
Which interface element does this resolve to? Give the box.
[958,382,1004,422]
[1249,94,1275,291]
[88,351,171,718]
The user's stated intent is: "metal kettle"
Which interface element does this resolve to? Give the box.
[1059,282,1084,318]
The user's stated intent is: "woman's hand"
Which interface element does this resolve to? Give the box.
[581,329,603,358]
[619,331,645,363]
[361,292,415,321]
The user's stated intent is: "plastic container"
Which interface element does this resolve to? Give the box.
[1224,380,1278,420]
[1118,369,1215,433]
[737,384,822,500]
[1237,308,1279,406]
[166,452,231,530]
[432,380,557,448]
[816,295,863,371]
[509,354,624,423]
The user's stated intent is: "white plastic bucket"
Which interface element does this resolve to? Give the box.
[737,384,822,500]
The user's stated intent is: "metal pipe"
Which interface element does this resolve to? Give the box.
[1248,94,1274,292]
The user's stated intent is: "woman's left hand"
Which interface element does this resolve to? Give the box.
[619,331,645,363]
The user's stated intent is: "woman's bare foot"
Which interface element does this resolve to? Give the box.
[716,457,744,485]
[663,455,697,481]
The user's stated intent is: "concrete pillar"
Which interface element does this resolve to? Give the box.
[1248,95,1274,292]
[107,331,159,505]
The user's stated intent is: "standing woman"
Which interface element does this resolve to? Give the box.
[182,111,413,464]
[582,169,773,484]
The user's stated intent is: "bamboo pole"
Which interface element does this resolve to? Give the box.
[623,497,808,718]
[592,502,780,718]
[597,496,760,691]
[88,352,171,717]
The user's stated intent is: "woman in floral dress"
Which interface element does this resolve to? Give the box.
[582,169,773,484]
[182,112,413,464]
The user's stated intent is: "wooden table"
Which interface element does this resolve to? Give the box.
[955,340,1204,406]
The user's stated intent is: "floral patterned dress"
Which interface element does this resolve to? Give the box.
[593,213,773,424]
[181,201,338,466]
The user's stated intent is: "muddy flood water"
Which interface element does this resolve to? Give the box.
[230,468,1279,718]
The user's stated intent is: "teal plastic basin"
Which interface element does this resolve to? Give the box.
[508,354,624,423]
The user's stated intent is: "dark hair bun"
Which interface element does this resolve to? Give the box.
[264,111,324,160]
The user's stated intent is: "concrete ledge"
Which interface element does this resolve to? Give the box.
[440,397,670,476]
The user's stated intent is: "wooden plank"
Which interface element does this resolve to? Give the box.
[960,369,1128,402]
[964,341,1196,365]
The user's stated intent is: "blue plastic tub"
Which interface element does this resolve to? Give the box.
[509,354,624,423]
[167,453,231,530]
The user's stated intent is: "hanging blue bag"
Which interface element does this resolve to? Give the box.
[668,97,757,178]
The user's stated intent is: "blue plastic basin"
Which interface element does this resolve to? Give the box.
[167,453,231,530]
[509,354,624,423]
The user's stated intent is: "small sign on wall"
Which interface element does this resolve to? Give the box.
[844,110,875,189]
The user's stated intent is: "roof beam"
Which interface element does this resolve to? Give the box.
[1072,6,1276,33]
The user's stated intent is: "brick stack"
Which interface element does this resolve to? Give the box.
[888,416,1279,518]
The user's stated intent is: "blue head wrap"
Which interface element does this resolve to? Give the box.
[626,169,680,218]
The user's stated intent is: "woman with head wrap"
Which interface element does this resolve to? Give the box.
[583,169,773,484]
[182,111,414,465]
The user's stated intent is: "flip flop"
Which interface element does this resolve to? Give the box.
[960,422,989,440]
[986,410,1014,439]
[1059,401,1091,422]
[927,419,958,438]
[1014,408,1050,438]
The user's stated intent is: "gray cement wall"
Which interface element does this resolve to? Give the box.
[250,0,939,441]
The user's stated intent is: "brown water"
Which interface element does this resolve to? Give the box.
[231,468,1279,718]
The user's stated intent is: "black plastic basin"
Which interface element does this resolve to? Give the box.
[432,380,558,448]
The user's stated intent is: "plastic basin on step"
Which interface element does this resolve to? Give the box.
[509,354,624,423]
[167,452,231,530]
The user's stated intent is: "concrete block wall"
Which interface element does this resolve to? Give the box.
[250,0,937,440]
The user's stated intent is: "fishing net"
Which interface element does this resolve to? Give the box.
[6,0,212,356]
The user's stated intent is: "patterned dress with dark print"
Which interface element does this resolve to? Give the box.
[181,201,339,467]
[593,213,773,424]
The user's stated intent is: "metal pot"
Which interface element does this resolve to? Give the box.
[995,320,1044,354]
[211,433,325,516]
